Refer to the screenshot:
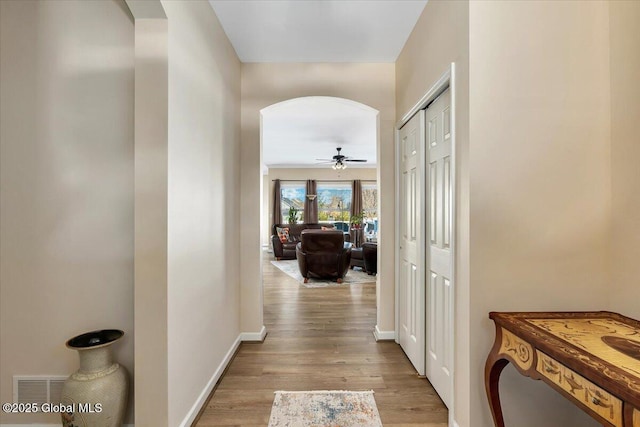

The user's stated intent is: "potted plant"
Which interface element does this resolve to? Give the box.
[287,206,299,224]
[350,213,363,229]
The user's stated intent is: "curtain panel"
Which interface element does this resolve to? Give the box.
[272,179,282,229]
[304,179,318,223]
[351,179,363,219]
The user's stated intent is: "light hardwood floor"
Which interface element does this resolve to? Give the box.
[195,253,448,427]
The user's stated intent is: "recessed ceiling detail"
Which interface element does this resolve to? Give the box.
[208,0,428,62]
[261,97,378,168]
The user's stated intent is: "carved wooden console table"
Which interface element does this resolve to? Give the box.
[485,312,640,427]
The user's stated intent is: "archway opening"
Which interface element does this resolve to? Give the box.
[259,95,380,326]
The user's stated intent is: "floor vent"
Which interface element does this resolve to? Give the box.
[13,375,68,405]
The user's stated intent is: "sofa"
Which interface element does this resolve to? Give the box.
[295,229,352,283]
[272,223,350,260]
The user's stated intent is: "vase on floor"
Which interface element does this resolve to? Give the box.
[61,329,128,427]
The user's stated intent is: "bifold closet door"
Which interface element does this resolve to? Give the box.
[425,88,453,408]
[398,110,426,375]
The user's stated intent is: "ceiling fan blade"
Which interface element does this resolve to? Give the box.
[316,150,368,164]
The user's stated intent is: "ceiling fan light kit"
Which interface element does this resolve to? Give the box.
[332,161,347,170]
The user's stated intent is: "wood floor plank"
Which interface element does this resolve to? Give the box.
[194,253,448,426]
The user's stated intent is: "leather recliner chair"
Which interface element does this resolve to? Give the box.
[296,229,352,283]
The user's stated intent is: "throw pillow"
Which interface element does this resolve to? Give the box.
[276,227,289,243]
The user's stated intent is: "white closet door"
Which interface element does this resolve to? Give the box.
[398,111,426,375]
[425,88,453,407]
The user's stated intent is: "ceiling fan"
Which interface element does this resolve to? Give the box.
[316,147,367,170]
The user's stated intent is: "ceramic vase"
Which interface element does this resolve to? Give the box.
[61,330,128,427]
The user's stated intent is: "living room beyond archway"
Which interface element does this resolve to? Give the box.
[260,95,380,317]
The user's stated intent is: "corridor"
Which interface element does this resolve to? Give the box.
[195,255,448,426]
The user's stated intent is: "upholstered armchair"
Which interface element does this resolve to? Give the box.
[296,229,352,283]
[362,242,377,275]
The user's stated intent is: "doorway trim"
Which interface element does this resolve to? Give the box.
[394,63,457,427]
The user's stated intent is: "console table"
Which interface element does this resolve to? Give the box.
[485,311,640,427]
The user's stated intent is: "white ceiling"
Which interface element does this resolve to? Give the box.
[208,0,427,63]
[208,1,427,170]
[261,97,377,168]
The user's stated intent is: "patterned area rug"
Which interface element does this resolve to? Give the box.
[270,260,375,287]
[268,390,383,427]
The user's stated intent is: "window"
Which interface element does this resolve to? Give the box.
[317,182,352,225]
[279,180,377,229]
[362,182,378,237]
[280,182,305,223]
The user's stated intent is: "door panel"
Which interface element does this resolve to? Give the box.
[443,156,451,249]
[425,89,453,407]
[398,111,425,375]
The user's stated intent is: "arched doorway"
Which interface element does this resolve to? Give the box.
[260,96,381,329]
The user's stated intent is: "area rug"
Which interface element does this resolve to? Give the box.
[270,260,375,287]
[268,390,382,427]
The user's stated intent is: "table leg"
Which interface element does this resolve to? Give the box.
[485,343,510,427]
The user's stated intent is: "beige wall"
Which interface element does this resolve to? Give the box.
[268,167,377,184]
[161,0,242,425]
[133,13,169,426]
[241,63,396,335]
[0,0,135,424]
[262,173,270,247]
[0,1,241,425]
[610,0,640,320]
[469,2,610,426]
[395,1,471,424]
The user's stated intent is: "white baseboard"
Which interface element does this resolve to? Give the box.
[240,325,267,342]
[178,334,241,427]
[373,325,395,341]
[452,421,460,427]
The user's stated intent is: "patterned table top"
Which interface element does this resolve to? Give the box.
[490,311,640,407]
